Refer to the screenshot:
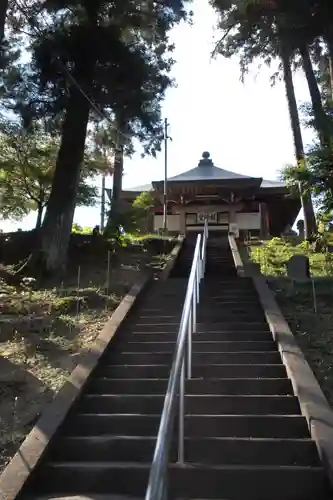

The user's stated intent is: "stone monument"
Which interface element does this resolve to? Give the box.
[287,254,310,280]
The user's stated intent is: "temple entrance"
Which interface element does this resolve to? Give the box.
[185,209,230,233]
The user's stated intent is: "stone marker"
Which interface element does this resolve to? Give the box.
[296,219,305,240]
[286,255,310,280]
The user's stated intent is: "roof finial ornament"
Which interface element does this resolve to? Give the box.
[199,151,213,167]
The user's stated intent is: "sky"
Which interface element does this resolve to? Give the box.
[0,0,315,232]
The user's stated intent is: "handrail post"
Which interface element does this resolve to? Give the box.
[193,276,197,332]
[161,475,167,500]
[178,359,185,464]
[187,308,192,379]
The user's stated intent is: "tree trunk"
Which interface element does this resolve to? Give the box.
[106,143,124,231]
[37,77,92,275]
[281,44,317,238]
[0,0,8,44]
[299,44,330,147]
[35,203,43,230]
[324,35,333,100]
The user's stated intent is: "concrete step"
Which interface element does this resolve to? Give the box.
[28,462,329,500]
[199,303,263,311]
[199,294,260,300]
[112,340,277,353]
[136,302,187,316]
[199,293,259,300]
[77,394,300,415]
[96,364,287,379]
[122,324,180,332]
[50,436,320,466]
[30,496,141,500]
[195,322,269,331]
[127,315,183,324]
[139,299,258,308]
[118,331,273,342]
[200,285,256,291]
[204,263,236,268]
[205,260,236,264]
[62,414,310,438]
[123,322,270,332]
[146,283,254,294]
[199,303,261,310]
[139,301,262,310]
[202,277,254,282]
[196,314,266,322]
[200,287,256,292]
[87,378,294,396]
[205,269,237,275]
[205,268,237,273]
[198,299,261,305]
[106,351,282,365]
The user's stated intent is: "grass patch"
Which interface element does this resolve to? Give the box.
[0,282,123,470]
[247,236,333,276]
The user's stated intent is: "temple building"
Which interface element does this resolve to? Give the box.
[120,152,301,238]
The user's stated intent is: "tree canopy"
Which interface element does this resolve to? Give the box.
[0,120,109,228]
[210,0,333,237]
[0,0,192,275]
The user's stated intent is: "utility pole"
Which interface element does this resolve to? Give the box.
[100,174,106,230]
[163,118,169,235]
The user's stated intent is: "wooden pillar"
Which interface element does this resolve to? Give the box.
[228,205,237,226]
[179,206,186,235]
[260,202,269,238]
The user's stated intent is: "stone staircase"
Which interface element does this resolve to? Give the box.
[15,236,332,499]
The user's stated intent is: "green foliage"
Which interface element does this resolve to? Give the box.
[0,126,57,222]
[317,211,333,231]
[0,119,106,226]
[130,191,155,232]
[132,191,155,210]
[250,234,333,276]
[280,145,333,213]
[71,224,92,234]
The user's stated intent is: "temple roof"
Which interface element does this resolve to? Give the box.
[125,183,152,192]
[260,178,285,188]
[124,152,287,192]
[167,151,253,182]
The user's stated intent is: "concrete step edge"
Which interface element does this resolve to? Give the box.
[46,462,325,472]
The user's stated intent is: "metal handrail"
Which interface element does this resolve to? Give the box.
[145,220,209,500]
